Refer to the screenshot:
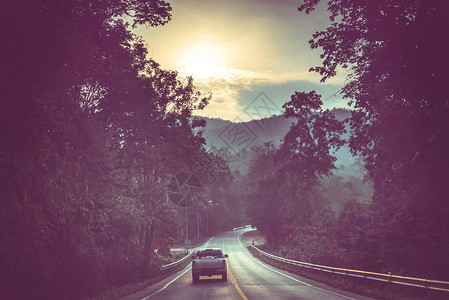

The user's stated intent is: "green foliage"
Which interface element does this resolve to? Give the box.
[300,0,449,213]
[247,91,346,242]
[1,0,216,299]
[280,91,346,184]
[249,0,448,281]
[275,0,449,279]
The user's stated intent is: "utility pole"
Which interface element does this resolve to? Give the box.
[185,206,188,253]
[197,202,199,240]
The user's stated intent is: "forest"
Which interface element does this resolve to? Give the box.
[246,0,449,283]
[2,1,244,298]
[2,0,449,299]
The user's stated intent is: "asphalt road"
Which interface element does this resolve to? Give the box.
[123,229,373,300]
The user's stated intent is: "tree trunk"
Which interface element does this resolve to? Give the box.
[143,220,154,258]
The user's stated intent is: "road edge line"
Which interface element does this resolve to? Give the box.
[142,267,191,300]
[237,233,357,300]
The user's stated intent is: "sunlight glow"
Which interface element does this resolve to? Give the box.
[178,39,229,79]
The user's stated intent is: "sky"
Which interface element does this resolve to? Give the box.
[134,0,349,121]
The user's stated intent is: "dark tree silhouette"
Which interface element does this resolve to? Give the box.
[1,1,216,299]
[246,91,346,244]
[280,91,346,184]
[299,0,449,278]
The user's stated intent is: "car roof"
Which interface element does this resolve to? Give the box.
[198,248,222,252]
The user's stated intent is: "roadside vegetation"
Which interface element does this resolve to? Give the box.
[246,237,448,300]
[2,1,244,299]
[245,0,449,283]
[3,0,448,299]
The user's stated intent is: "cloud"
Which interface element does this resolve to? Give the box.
[136,0,332,73]
[235,78,347,110]
[192,66,348,121]
[193,77,242,120]
[134,0,347,120]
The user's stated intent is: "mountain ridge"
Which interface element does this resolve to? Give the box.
[195,108,361,178]
[196,108,372,212]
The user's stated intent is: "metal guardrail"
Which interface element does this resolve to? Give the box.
[160,237,213,271]
[250,245,449,292]
[160,249,195,271]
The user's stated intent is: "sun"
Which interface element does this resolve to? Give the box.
[177,39,228,80]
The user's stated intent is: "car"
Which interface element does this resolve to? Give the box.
[191,248,228,282]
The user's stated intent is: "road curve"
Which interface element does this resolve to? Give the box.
[123,229,373,300]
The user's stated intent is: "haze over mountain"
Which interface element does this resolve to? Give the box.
[198,108,360,177]
[197,108,372,212]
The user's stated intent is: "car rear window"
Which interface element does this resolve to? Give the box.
[197,250,223,258]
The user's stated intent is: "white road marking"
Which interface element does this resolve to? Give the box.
[237,233,357,300]
[141,236,215,299]
[141,267,191,300]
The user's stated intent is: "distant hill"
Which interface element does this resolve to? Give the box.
[199,114,293,152]
[196,108,362,177]
[197,108,372,210]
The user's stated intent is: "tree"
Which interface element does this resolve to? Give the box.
[277,91,345,225]
[246,142,285,243]
[246,91,346,244]
[1,0,214,298]
[299,0,449,278]
[280,91,346,185]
